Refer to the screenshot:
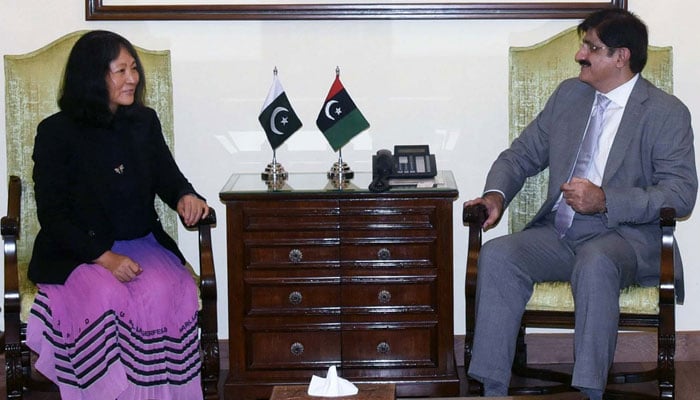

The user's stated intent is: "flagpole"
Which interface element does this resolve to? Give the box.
[260,66,289,188]
[321,64,368,187]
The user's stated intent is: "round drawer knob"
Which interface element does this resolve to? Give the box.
[378,290,392,304]
[289,248,303,264]
[377,248,391,260]
[289,291,303,305]
[376,341,391,354]
[290,342,305,356]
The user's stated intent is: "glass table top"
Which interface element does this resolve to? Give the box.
[220,170,457,196]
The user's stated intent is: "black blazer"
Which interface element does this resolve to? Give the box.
[29,107,200,284]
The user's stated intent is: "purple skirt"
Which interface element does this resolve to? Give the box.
[26,233,203,400]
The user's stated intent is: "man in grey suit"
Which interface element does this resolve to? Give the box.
[465,8,697,400]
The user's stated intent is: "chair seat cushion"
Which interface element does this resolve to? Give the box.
[525,281,659,315]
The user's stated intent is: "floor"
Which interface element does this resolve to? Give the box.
[2,353,698,399]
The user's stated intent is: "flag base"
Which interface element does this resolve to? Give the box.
[327,161,354,182]
[261,162,289,183]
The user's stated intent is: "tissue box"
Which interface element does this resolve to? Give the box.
[270,383,396,400]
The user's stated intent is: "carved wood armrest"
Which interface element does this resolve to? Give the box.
[3,175,22,346]
[192,208,220,398]
[658,207,676,309]
[463,204,488,343]
[193,208,217,301]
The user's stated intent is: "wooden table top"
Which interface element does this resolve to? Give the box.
[271,384,396,400]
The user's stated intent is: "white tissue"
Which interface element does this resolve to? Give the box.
[307,366,359,397]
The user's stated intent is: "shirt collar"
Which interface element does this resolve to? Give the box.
[598,73,639,108]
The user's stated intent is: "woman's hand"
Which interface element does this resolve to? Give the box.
[177,194,210,227]
[94,250,143,282]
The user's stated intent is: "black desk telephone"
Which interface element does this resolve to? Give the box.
[369,145,437,192]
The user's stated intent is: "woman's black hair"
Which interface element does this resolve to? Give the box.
[58,30,146,126]
[578,8,649,74]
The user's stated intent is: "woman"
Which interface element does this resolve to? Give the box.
[26,30,209,400]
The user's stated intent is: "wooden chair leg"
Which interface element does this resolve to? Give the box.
[200,329,220,399]
[658,331,675,399]
[5,341,24,399]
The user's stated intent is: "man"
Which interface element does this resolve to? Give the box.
[465,8,697,400]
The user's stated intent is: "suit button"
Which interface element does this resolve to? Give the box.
[88,230,96,237]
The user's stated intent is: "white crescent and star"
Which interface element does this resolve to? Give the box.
[324,100,340,120]
[270,106,289,135]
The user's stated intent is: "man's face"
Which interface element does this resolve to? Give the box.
[575,29,623,93]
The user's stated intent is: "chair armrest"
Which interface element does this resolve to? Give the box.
[177,208,217,312]
[191,208,220,394]
[197,209,217,227]
[463,204,488,350]
[463,203,488,227]
[179,208,217,303]
[659,207,676,307]
[463,203,488,282]
[2,175,21,237]
[194,208,217,297]
[3,175,22,347]
[197,212,217,317]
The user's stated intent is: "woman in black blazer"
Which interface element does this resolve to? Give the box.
[26,30,209,400]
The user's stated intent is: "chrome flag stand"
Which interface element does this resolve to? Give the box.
[262,149,288,184]
[327,148,354,184]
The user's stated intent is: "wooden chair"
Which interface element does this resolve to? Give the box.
[463,27,677,399]
[2,31,220,400]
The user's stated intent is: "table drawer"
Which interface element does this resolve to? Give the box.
[242,200,339,232]
[340,239,436,267]
[340,280,436,312]
[340,204,438,231]
[247,329,341,370]
[247,282,341,315]
[341,326,437,367]
[246,241,340,268]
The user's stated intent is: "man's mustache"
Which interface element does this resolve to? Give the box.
[578,59,592,67]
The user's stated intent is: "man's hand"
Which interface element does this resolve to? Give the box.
[177,194,210,227]
[463,191,505,231]
[94,250,143,282]
[560,177,606,214]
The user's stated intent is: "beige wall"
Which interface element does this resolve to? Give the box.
[1,0,698,338]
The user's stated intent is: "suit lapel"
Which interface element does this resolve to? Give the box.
[602,78,650,184]
[551,88,595,192]
[529,85,594,226]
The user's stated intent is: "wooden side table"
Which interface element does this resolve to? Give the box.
[220,171,459,400]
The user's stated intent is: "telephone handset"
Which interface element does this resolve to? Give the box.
[369,145,437,192]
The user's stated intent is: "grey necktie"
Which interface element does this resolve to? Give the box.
[554,93,612,237]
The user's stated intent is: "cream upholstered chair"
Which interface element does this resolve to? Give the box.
[3,31,219,399]
[464,27,677,399]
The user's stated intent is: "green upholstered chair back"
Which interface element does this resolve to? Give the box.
[508,26,673,233]
[4,30,177,321]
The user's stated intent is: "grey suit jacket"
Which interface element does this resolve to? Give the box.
[485,76,697,303]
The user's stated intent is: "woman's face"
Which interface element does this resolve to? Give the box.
[106,47,139,113]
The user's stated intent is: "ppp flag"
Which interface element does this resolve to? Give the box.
[258,74,302,150]
[316,74,369,151]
